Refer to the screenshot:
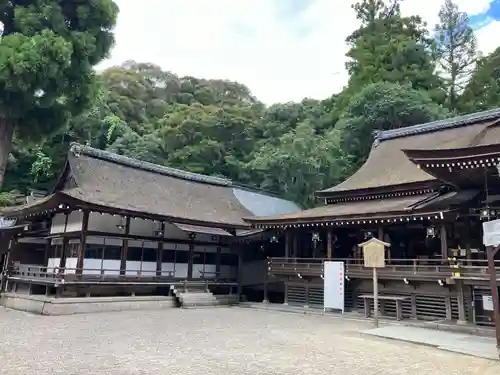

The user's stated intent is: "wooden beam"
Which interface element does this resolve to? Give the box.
[49,230,229,247]
[76,210,89,275]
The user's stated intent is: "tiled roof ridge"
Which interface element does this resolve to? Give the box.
[374,107,500,144]
[69,143,232,187]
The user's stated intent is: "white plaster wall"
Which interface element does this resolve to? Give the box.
[64,258,78,274]
[173,263,188,278]
[126,261,156,276]
[46,233,235,278]
[66,211,83,232]
[49,212,83,234]
[46,258,60,273]
[193,264,216,279]
[87,213,223,243]
[49,214,66,234]
[88,213,122,233]
[101,260,120,275]
[83,258,103,275]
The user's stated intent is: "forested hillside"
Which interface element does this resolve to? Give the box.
[3,0,500,208]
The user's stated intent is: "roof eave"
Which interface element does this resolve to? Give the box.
[58,192,251,230]
[315,180,441,199]
[245,209,452,227]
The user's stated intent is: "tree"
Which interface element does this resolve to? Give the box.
[345,0,443,100]
[434,0,477,111]
[248,122,350,208]
[460,47,500,112]
[337,82,449,170]
[0,0,119,187]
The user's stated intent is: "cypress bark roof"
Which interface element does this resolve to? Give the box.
[244,193,439,226]
[2,144,300,228]
[317,108,500,198]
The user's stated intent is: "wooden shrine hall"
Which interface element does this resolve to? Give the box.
[0,143,299,301]
[244,108,500,328]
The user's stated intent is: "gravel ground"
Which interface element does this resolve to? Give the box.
[0,306,499,375]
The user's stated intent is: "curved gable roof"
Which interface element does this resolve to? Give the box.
[317,108,500,197]
[65,144,300,227]
[2,144,300,227]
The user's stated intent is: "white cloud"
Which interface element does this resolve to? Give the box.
[102,0,500,104]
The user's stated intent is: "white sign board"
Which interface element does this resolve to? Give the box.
[323,261,345,313]
[482,295,494,311]
[482,219,500,246]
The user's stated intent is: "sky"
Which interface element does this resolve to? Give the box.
[101,0,500,104]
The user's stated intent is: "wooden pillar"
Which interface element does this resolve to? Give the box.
[119,216,131,276]
[440,224,448,259]
[263,257,269,303]
[486,245,500,351]
[187,246,194,279]
[43,238,51,266]
[156,222,165,277]
[465,219,472,264]
[327,229,333,259]
[457,280,467,324]
[0,239,13,293]
[410,294,417,319]
[292,233,298,259]
[76,211,89,275]
[283,280,288,305]
[215,247,221,274]
[285,231,291,258]
[58,213,69,271]
[237,250,243,297]
[445,295,452,321]
[378,226,389,260]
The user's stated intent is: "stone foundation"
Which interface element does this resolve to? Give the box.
[0,293,176,315]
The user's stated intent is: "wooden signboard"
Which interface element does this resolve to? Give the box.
[358,237,389,268]
[358,237,390,328]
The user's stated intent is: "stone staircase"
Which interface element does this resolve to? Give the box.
[170,283,239,308]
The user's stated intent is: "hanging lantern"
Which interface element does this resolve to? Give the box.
[311,232,320,242]
[426,226,435,238]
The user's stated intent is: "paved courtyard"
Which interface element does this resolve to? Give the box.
[0,307,499,375]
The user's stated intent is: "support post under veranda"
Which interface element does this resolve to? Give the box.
[0,118,14,189]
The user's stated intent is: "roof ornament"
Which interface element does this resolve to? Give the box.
[373,130,381,147]
[70,143,81,157]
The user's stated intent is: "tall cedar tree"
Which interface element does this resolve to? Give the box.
[344,0,443,101]
[434,0,477,111]
[0,0,119,187]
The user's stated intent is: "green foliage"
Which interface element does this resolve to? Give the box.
[346,0,442,101]
[0,0,119,187]
[1,0,497,209]
[460,47,500,113]
[336,82,449,170]
[0,192,16,207]
[434,0,477,111]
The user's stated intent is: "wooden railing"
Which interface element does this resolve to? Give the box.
[268,257,500,281]
[5,264,237,284]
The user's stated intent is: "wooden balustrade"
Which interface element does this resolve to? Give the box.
[268,257,500,281]
[5,264,237,285]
